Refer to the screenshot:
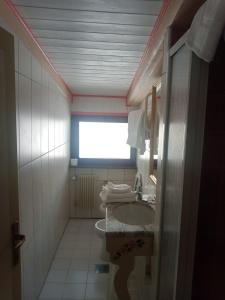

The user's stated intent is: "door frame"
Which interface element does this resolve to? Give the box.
[157,32,209,300]
[0,26,21,300]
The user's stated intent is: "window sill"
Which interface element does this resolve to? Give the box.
[76,158,137,169]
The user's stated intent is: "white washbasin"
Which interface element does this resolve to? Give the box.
[111,202,154,225]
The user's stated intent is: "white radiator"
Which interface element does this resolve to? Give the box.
[77,175,96,210]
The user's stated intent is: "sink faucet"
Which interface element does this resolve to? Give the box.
[136,191,142,201]
[136,174,142,201]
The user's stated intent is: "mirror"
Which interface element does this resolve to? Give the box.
[148,86,159,184]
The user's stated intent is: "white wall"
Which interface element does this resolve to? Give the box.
[16,38,70,300]
[71,96,128,114]
[15,38,71,300]
[0,17,71,299]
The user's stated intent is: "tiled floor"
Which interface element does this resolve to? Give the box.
[39,219,110,300]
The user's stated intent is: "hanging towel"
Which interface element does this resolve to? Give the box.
[127,109,146,154]
[186,0,225,62]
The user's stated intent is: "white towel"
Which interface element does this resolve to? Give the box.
[101,189,136,199]
[127,109,146,155]
[186,0,225,62]
[99,191,136,203]
[105,182,132,193]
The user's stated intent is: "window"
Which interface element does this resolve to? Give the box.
[79,122,130,159]
[71,115,136,167]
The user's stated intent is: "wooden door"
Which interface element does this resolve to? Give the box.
[191,39,225,300]
[0,27,22,300]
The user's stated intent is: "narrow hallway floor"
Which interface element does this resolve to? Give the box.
[39,219,110,300]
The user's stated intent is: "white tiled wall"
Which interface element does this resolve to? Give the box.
[69,168,137,218]
[14,36,71,300]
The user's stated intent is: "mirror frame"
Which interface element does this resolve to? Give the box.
[149,86,157,184]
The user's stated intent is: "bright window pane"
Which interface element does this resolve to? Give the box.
[79,122,130,159]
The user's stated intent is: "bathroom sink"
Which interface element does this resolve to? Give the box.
[111,202,154,226]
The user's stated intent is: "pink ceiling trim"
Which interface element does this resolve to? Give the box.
[73,94,127,100]
[127,0,170,100]
[71,112,128,117]
[4,0,73,98]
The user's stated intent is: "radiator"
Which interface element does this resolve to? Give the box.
[77,175,96,210]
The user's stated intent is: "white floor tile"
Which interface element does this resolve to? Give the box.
[71,248,90,259]
[87,272,109,284]
[74,241,91,248]
[65,227,80,234]
[46,270,68,283]
[65,227,80,233]
[70,259,89,271]
[39,298,62,300]
[79,224,94,230]
[91,232,100,238]
[75,234,92,240]
[61,233,78,242]
[51,258,71,271]
[58,243,75,251]
[90,243,102,251]
[62,283,86,299]
[91,238,102,247]
[62,299,85,300]
[66,270,88,283]
[89,248,102,260]
[39,283,64,299]
[55,248,73,259]
[85,283,108,299]
[39,219,113,300]
[68,219,81,225]
[67,220,80,225]
[51,258,71,270]
[84,299,105,300]
[62,299,84,300]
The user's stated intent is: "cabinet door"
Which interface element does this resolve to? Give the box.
[158,41,208,300]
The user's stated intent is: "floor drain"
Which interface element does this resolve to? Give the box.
[95,264,110,273]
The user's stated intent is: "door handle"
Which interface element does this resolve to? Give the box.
[14,234,26,249]
[12,222,26,265]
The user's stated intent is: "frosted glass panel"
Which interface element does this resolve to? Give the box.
[79,122,130,159]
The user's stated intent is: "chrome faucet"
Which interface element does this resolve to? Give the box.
[135,173,143,201]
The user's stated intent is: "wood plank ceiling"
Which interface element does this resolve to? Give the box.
[13,0,163,96]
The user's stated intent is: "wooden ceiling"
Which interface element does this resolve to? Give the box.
[13,0,163,96]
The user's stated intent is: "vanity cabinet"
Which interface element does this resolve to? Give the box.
[106,233,153,300]
[105,205,154,300]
